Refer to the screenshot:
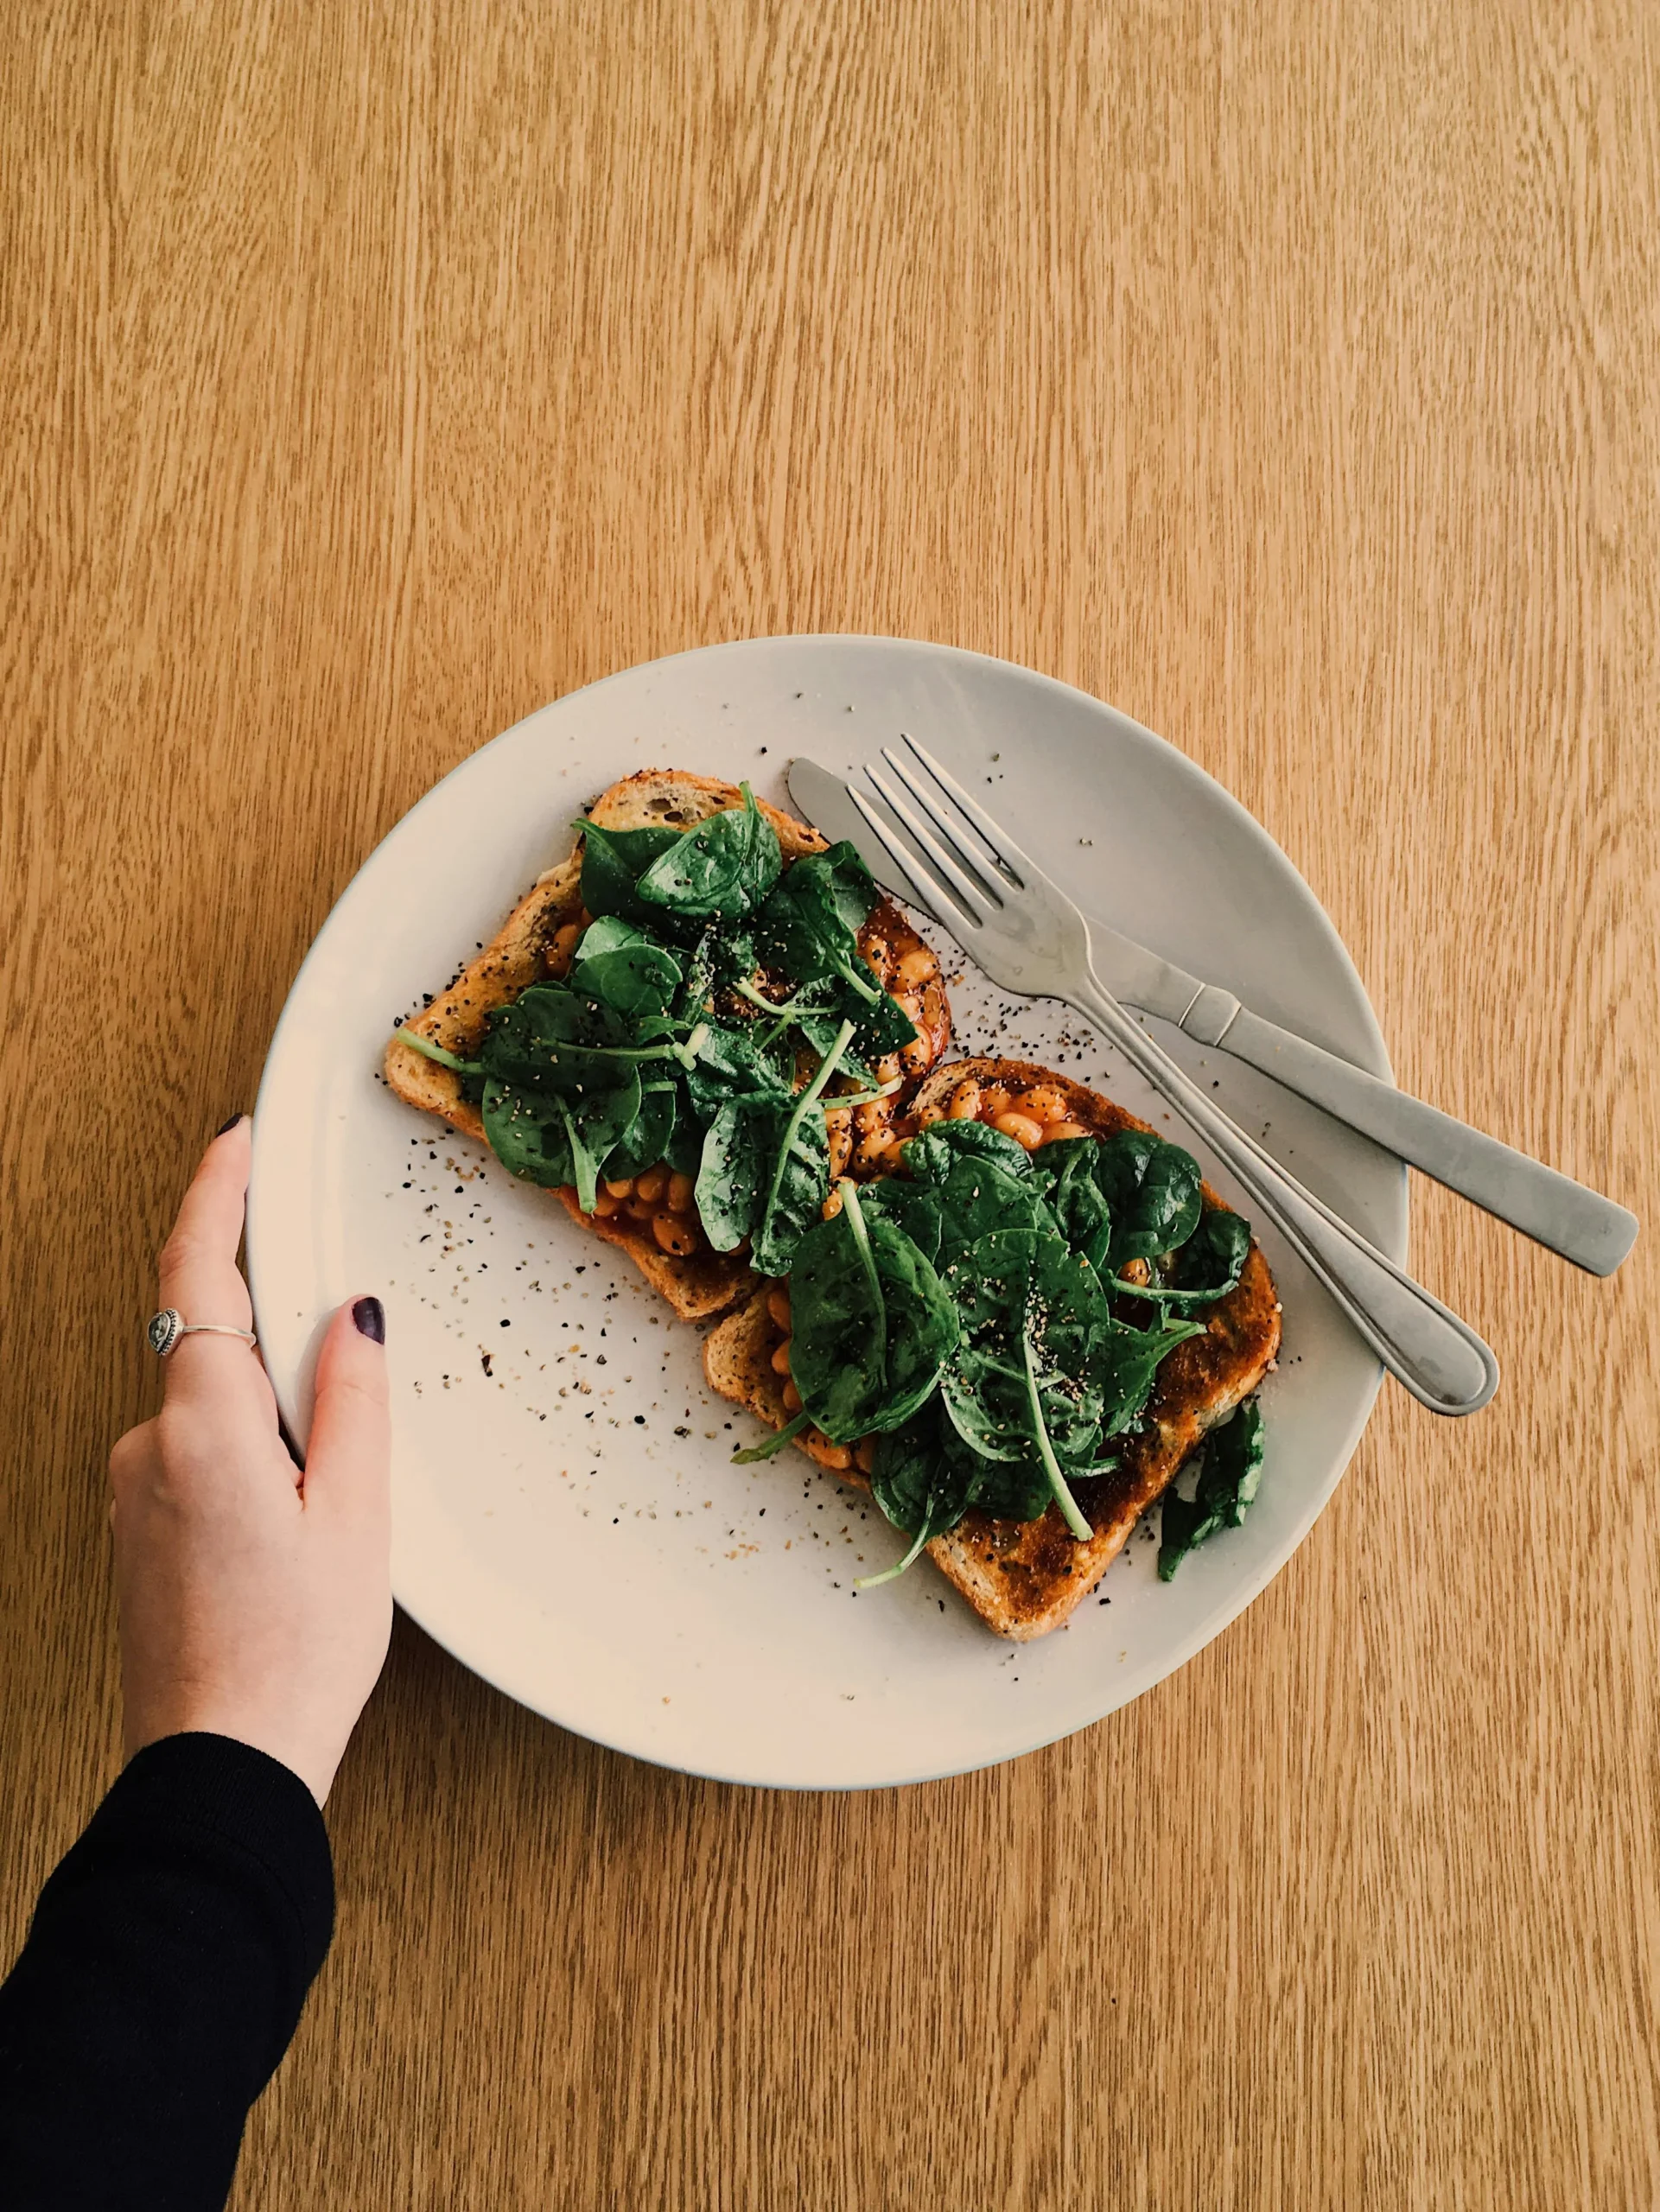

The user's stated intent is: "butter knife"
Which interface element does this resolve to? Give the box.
[786,755,1637,1277]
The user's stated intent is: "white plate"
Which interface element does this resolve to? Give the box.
[249,637,1405,1790]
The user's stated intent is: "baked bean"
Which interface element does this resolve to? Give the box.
[876,1053,902,1085]
[592,1190,621,1217]
[855,1101,885,1136]
[546,920,582,976]
[604,1176,635,1199]
[855,1436,878,1475]
[994,1110,1045,1150]
[807,1432,853,1472]
[652,1212,699,1256]
[821,1187,843,1220]
[1040,1120,1091,1145]
[625,1194,657,1221]
[634,1164,668,1205]
[948,1080,982,1121]
[781,1378,803,1414]
[853,1130,901,1173]
[666,1170,696,1213]
[766,1284,792,1332]
[900,1039,931,1072]
[1117,1257,1150,1287]
[770,1338,793,1376]
[863,935,890,972]
[895,946,935,988]
[1019,1084,1070,1125]
[980,1085,1012,1119]
[916,1103,946,1128]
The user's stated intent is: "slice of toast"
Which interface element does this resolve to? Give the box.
[703,1056,1282,1639]
[383,770,951,1319]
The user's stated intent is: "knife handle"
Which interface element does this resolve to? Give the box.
[1200,1005,1638,1277]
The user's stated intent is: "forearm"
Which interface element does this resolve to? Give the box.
[0,1733,334,2211]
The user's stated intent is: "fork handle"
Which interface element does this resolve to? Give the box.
[1072,976,1501,1416]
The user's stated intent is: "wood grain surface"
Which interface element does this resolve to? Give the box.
[3,3,1657,2204]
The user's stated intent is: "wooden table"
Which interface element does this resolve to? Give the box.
[4,5,1656,2203]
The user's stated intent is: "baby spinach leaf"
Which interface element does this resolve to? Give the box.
[675,923,722,1021]
[905,1117,1035,1185]
[1029,1128,1205,1274]
[695,1097,768,1252]
[749,1020,857,1276]
[569,917,684,1018]
[785,1184,960,1443]
[1156,1398,1266,1579]
[856,1175,945,1266]
[480,1080,573,1187]
[1090,1310,1207,1436]
[750,1103,830,1276]
[858,1414,975,1586]
[605,1078,680,1182]
[557,1075,644,1214]
[735,974,905,1075]
[480,1059,641,1209]
[1030,1137,1114,1272]
[844,983,919,1061]
[1093,1128,1204,1268]
[939,1229,1112,1538]
[684,1021,792,1121]
[1167,1206,1251,1301]
[754,841,882,1001]
[857,1406,1054,1586]
[752,842,921,1058]
[578,820,684,926]
[636,785,782,920]
[482,984,678,1096]
[898,1121,1053,1262]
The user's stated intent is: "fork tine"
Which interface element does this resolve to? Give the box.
[846,785,971,936]
[878,745,1015,895]
[861,764,1000,925]
[899,734,1039,887]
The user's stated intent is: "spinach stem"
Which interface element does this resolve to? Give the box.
[1108,1275,1229,1304]
[732,976,805,1019]
[855,1519,932,1588]
[558,1098,599,1216]
[1020,1313,1094,1541]
[827,1078,903,1110]
[731,1408,812,1464]
[394,1030,485,1077]
[835,955,882,1006]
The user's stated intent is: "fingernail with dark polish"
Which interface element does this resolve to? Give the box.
[353,1296,385,1344]
[216,1115,245,1136]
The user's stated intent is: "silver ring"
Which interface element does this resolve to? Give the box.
[147,1309,258,1358]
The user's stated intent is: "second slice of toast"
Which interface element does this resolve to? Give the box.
[703,1056,1282,1639]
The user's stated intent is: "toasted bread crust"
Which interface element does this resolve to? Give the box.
[703,1056,1282,1638]
[383,770,951,1320]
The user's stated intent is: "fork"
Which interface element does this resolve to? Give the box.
[850,736,1501,1416]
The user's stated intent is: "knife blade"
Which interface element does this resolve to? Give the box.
[785,754,1638,1275]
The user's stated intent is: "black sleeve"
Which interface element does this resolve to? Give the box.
[0,1732,334,2212]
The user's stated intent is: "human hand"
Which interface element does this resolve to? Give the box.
[109,1117,391,1805]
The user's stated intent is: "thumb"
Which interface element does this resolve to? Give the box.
[304,1295,391,1517]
